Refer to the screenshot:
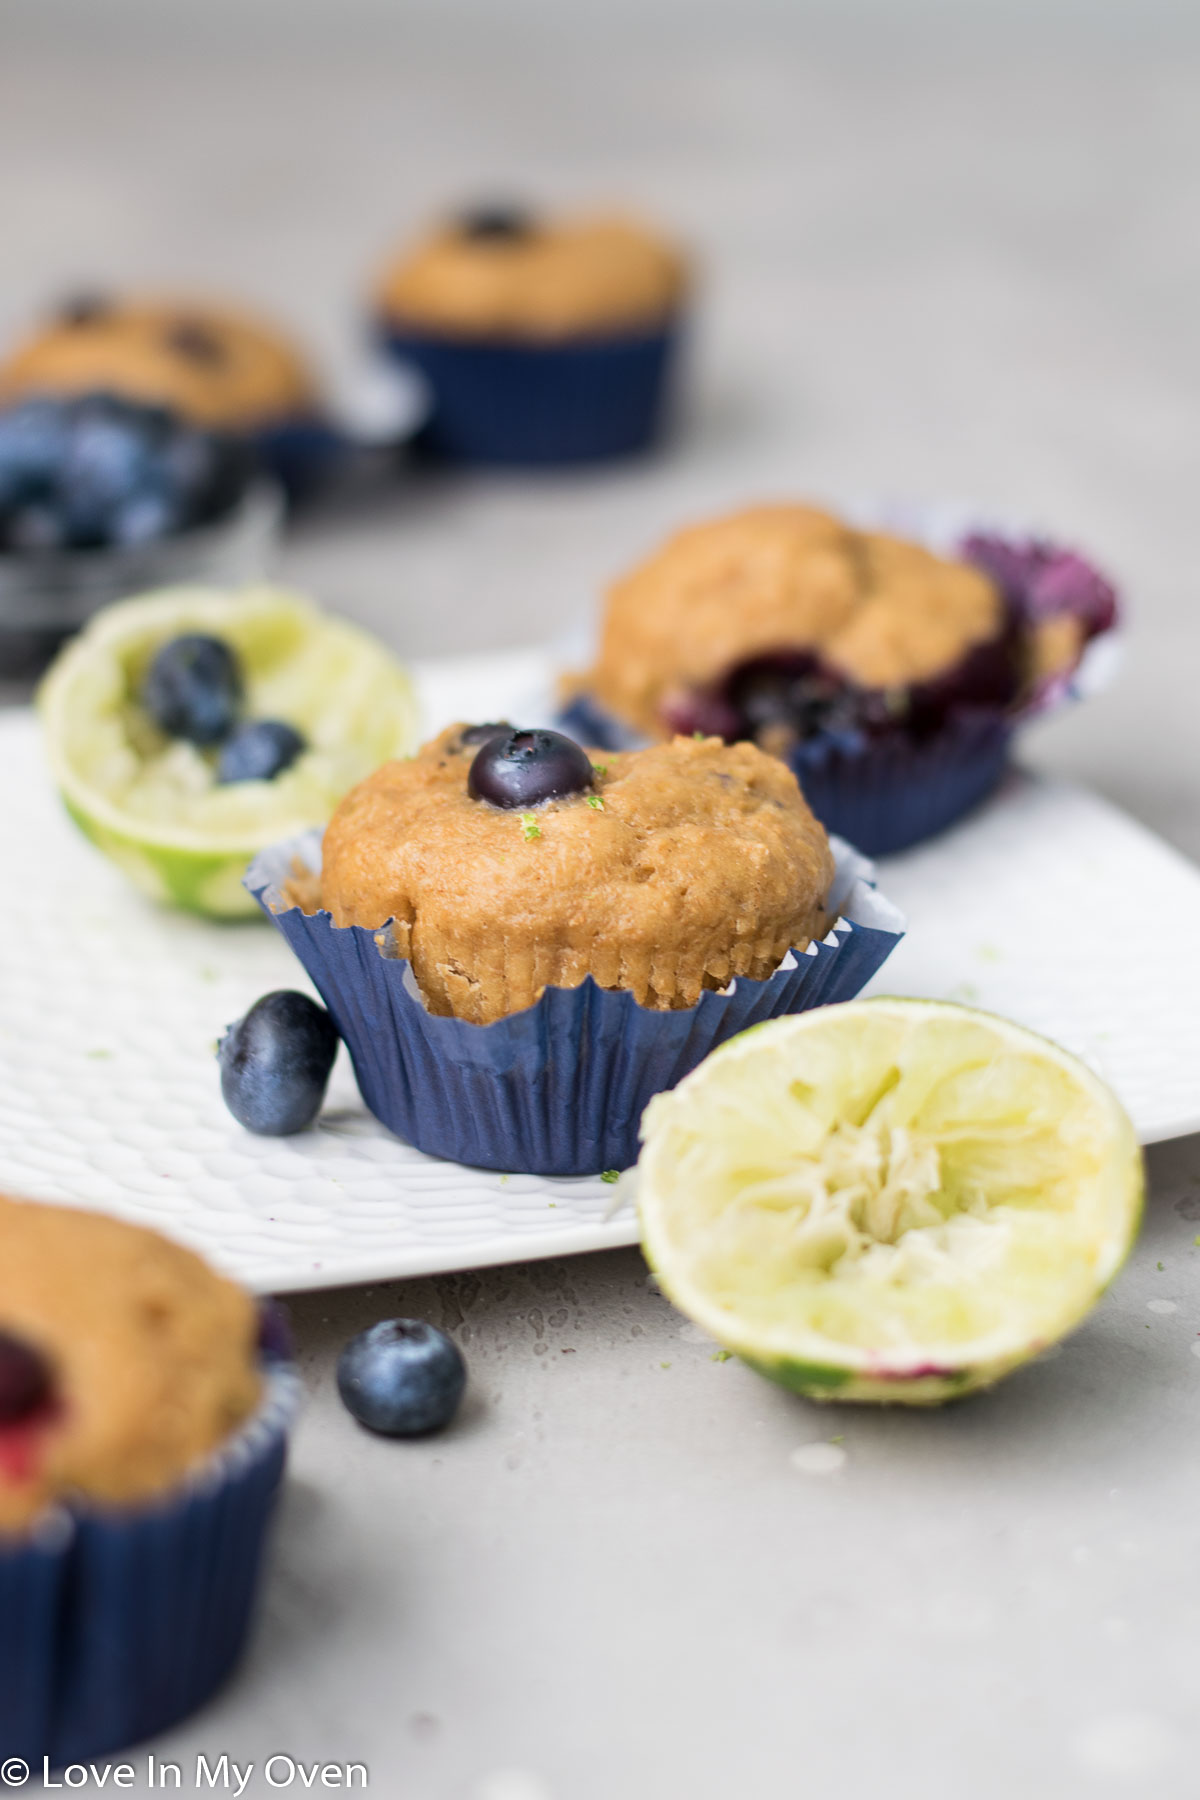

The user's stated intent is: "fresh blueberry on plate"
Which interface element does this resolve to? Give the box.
[141,632,243,744]
[218,990,339,1136]
[468,727,594,809]
[0,1329,53,1424]
[337,1320,467,1437]
[217,718,307,785]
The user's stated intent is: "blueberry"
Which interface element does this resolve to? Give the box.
[468,727,594,809]
[111,489,181,547]
[0,1330,52,1425]
[164,318,228,365]
[63,399,153,513]
[216,719,307,784]
[218,990,339,1136]
[141,633,243,744]
[337,1320,466,1437]
[54,290,112,327]
[459,720,511,747]
[0,398,69,511]
[458,203,535,242]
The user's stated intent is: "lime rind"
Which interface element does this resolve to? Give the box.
[40,584,419,919]
[638,997,1143,1405]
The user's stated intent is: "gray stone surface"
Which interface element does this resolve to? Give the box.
[3,7,1200,1795]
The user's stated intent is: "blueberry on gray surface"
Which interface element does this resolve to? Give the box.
[0,1329,53,1425]
[337,1320,467,1437]
[468,727,594,808]
[458,203,535,242]
[217,718,307,784]
[218,990,339,1137]
[0,391,256,554]
[142,632,244,745]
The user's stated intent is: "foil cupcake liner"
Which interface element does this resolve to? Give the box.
[0,1364,300,1769]
[377,319,682,464]
[559,519,1121,857]
[245,833,904,1176]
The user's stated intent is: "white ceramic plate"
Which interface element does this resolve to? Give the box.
[1,649,1198,1294]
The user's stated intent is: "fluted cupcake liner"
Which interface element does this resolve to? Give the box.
[560,521,1121,857]
[377,320,682,464]
[245,833,904,1176]
[0,1363,300,1770]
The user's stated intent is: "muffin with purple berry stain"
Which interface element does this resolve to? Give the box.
[562,503,1120,855]
[0,1192,298,1766]
[245,721,904,1174]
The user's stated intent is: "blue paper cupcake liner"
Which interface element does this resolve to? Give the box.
[245,834,904,1177]
[0,1365,300,1770]
[255,413,346,501]
[377,318,681,465]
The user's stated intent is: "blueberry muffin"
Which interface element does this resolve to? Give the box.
[0,293,331,496]
[373,205,689,463]
[565,503,1120,855]
[0,294,317,432]
[250,723,903,1173]
[0,1195,295,1765]
[317,723,834,1023]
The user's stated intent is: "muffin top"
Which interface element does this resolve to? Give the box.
[0,294,318,430]
[375,207,687,340]
[577,504,1007,738]
[312,725,834,1024]
[0,1195,262,1535]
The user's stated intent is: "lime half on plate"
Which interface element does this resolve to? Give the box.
[639,999,1142,1404]
[39,584,418,918]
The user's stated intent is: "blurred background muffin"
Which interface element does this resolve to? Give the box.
[0,292,334,496]
[0,1191,297,1765]
[374,204,689,463]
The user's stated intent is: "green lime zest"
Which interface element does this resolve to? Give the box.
[520,813,541,841]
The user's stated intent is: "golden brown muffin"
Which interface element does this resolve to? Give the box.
[376,210,688,341]
[313,725,834,1025]
[575,504,1008,740]
[0,295,318,430]
[0,1195,262,1535]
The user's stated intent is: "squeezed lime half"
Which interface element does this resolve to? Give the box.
[638,999,1143,1404]
[39,584,418,918]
